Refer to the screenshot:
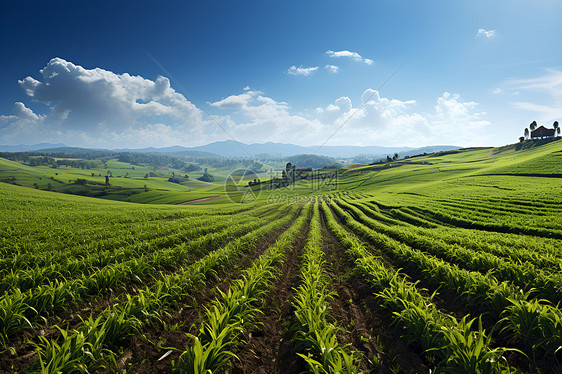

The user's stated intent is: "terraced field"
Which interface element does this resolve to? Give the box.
[1,138,562,373]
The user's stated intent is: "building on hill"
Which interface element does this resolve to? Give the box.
[531,125,555,139]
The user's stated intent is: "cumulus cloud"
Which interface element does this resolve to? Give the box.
[434,92,490,130]
[326,50,373,65]
[476,28,496,39]
[325,65,339,73]
[313,90,488,146]
[1,58,489,147]
[286,65,319,76]
[209,89,323,143]
[1,57,217,147]
[0,102,44,136]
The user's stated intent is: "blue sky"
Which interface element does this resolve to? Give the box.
[1,0,562,149]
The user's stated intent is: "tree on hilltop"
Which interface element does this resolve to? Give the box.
[554,121,559,136]
[524,128,529,139]
[530,121,537,132]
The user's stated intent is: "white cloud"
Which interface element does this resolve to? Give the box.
[491,88,503,94]
[325,65,339,73]
[0,102,44,136]
[1,57,215,147]
[476,28,496,39]
[1,58,490,148]
[286,65,319,76]
[326,50,374,65]
[209,89,323,143]
[433,92,490,130]
[313,90,487,146]
[507,68,562,101]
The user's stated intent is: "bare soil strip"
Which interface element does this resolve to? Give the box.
[319,210,430,374]
[1,209,295,373]
[230,212,311,374]
[120,209,303,374]
[332,206,535,372]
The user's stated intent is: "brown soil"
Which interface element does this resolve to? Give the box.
[0,293,120,373]
[1,209,295,373]
[330,203,540,372]
[319,209,430,374]
[230,211,311,374]
[118,210,301,374]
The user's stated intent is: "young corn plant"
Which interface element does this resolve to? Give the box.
[32,206,300,373]
[330,198,562,364]
[176,204,311,373]
[321,201,515,373]
[290,203,363,374]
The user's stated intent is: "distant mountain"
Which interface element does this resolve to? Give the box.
[0,141,460,159]
[188,141,311,158]
[0,143,68,152]
[111,146,220,158]
[181,140,460,158]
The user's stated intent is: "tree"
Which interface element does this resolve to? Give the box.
[524,128,529,139]
[530,121,537,131]
[554,121,559,136]
[393,153,399,160]
[557,128,561,137]
[519,136,525,143]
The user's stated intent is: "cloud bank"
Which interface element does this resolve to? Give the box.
[0,58,489,148]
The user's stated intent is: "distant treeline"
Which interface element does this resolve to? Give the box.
[0,149,265,172]
[117,153,186,169]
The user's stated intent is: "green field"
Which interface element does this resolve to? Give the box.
[1,138,562,373]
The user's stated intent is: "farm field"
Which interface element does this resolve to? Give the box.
[1,138,562,373]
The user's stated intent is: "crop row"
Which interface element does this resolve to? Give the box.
[320,201,514,372]
[290,202,362,373]
[409,205,562,239]
[176,203,311,373]
[0,206,290,350]
[329,199,562,362]
[0,198,263,262]
[31,205,300,373]
[0,204,277,293]
[388,205,562,257]
[336,199,562,304]
[0,204,277,275]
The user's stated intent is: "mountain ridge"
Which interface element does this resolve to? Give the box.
[0,140,460,158]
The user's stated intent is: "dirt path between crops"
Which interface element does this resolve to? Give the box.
[327,202,540,372]
[231,208,311,374]
[121,207,302,374]
[178,196,225,205]
[320,204,430,374]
